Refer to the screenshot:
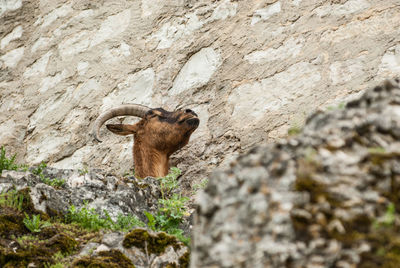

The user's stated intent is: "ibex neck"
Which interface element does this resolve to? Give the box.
[133,143,169,178]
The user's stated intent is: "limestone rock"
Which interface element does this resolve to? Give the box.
[1,0,399,190]
[0,167,161,222]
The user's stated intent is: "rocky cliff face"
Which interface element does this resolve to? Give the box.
[1,0,400,184]
[2,79,400,267]
[192,79,400,267]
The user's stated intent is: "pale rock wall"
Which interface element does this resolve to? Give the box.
[1,0,399,184]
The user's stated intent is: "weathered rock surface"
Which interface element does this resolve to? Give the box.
[0,168,189,267]
[75,228,189,268]
[192,79,400,267]
[1,1,400,190]
[0,168,161,221]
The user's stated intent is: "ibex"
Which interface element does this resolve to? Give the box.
[93,104,199,178]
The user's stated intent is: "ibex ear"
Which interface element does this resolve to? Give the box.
[106,123,139,135]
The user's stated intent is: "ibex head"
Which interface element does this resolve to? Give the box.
[93,104,199,178]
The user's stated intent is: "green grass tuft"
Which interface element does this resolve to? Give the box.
[65,202,145,232]
[0,190,25,210]
[0,146,18,174]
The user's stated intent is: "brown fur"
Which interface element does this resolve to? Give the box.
[106,108,199,178]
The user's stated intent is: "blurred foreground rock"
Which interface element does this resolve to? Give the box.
[192,79,400,267]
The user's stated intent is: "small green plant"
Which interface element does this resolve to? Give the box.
[0,146,31,173]
[112,212,146,231]
[78,165,89,175]
[144,167,191,244]
[53,251,65,261]
[368,147,387,154]
[144,211,157,230]
[192,178,209,194]
[123,169,135,177]
[23,213,51,233]
[44,252,66,268]
[32,161,47,176]
[288,125,302,136]
[0,190,24,210]
[167,227,190,245]
[304,147,318,163]
[144,210,190,245]
[32,162,65,188]
[327,102,345,111]
[18,164,30,172]
[374,203,396,229]
[384,203,396,225]
[66,203,145,232]
[45,264,65,268]
[40,176,65,188]
[158,194,189,221]
[287,116,305,136]
[66,204,107,231]
[16,234,39,246]
[158,167,181,198]
[0,146,18,174]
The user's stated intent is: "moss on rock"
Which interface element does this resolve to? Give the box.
[72,249,135,268]
[178,250,190,268]
[0,208,27,239]
[19,188,50,221]
[359,227,400,267]
[44,233,78,254]
[292,146,400,266]
[295,158,325,202]
[0,231,78,267]
[0,187,95,268]
[123,228,181,255]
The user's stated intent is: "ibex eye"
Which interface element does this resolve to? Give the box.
[185,109,193,113]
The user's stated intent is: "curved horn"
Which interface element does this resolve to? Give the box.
[92,104,150,142]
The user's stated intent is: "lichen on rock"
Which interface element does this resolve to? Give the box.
[192,79,400,267]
